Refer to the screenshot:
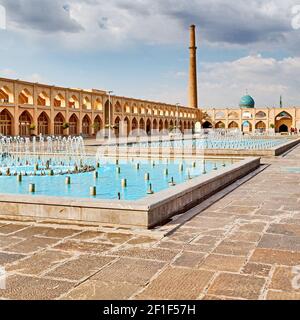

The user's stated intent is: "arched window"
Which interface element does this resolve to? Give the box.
[37,92,50,107]
[0,86,14,103]
[38,112,50,135]
[0,109,13,135]
[228,111,239,119]
[54,93,66,108]
[94,98,103,111]
[69,114,78,135]
[94,115,103,133]
[19,111,32,136]
[54,113,65,135]
[82,115,91,135]
[18,89,33,105]
[114,116,121,137]
[115,101,122,113]
[215,121,225,129]
[83,97,91,110]
[69,95,79,109]
[228,121,239,129]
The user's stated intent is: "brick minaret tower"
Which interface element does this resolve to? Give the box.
[188,25,198,109]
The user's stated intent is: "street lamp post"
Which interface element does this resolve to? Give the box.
[107,90,113,140]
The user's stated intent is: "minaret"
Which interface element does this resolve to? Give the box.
[188,24,198,109]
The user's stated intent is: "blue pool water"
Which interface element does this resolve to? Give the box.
[0,158,233,200]
[127,138,288,150]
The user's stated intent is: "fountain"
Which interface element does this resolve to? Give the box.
[0,135,94,176]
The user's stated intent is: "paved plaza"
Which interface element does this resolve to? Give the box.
[0,145,300,300]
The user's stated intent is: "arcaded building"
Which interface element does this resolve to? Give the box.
[1,25,300,137]
[0,77,199,137]
[201,95,300,133]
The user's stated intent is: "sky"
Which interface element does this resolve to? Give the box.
[0,0,300,108]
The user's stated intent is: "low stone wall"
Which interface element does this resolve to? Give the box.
[144,157,261,227]
[0,157,260,228]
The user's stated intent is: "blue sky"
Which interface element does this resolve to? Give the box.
[1,0,300,108]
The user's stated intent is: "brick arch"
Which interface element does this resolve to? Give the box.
[38,111,50,135]
[19,110,33,136]
[0,85,14,103]
[215,121,225,129]
[54,112,65,135]
[228,121,239,129]
[0,108,13,135]
[69,113,79,135]
[37,91,50,107]
[82,114,92,135]
[54,93,66,108]
[18,88,33,105]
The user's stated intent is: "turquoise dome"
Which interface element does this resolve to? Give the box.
[239,95,255,108]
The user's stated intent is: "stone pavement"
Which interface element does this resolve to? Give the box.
[0,146,300,300]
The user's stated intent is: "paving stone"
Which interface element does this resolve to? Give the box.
[250,248,300,266]
[0,224,28,235]
[198,254,245,272]
[266,290,300,300]
[213,240,255,257]
[137,267,214,300]
[227,231,262,243]
[110,247,178,262]
[172,251,206,268]
[4,237,59,254]
[280,218,300,225]
[0,252,26,266]
[202,294,244,300]
[126,236,157,245]
[0,274,74,300]
[71,231,106,241]
[269,266,300,293]
[45,255,115,281]
[266,224,300,237]
[221,206,257,215]
[184,243,215,253]
[193,235,220,246]
[92,258,165,285]
[0,235,24,249]
[238,222,267,233]
[13,226,79,239]
[156,241,185,251]
[166,232,198,243]
[64,280,141,300]
[241,262,272,277]
[282,204,300,212]
[53,240,114,254]
[258,234,300,252]
[207,273,266,300]
[185,217,233,229]
[199,229,227,237]
[6,250,73,275]
[93,232,134,244]
[254,209,280,216]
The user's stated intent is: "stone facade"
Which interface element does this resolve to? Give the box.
[0,77,199,137]
[201,107,300,133]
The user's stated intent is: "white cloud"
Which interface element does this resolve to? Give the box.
[0,0,299,53]
[198,55,300,108]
